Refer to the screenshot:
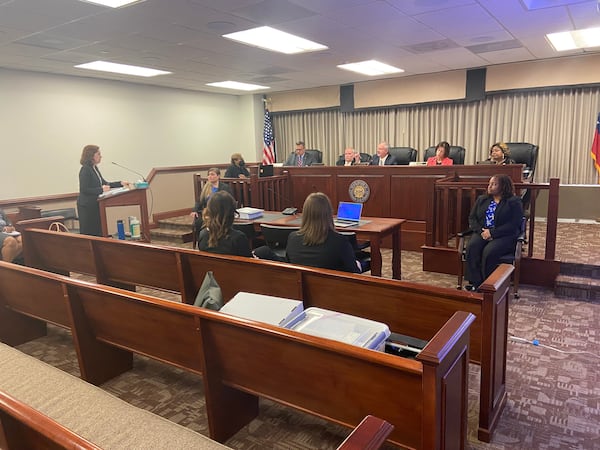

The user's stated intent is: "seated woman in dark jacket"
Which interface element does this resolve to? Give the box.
[465,174,523,290]
[224,153,250,178]
[285,193,360,273]
[197,191,252,257]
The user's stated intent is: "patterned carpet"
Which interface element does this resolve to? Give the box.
[14,221,600,449]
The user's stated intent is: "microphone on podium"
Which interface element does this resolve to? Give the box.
[111,161,147,182]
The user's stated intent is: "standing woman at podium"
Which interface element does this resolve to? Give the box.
[77,144,127,236]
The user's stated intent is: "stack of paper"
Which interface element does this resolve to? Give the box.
[236,207,264,220]
[220,292,303,327]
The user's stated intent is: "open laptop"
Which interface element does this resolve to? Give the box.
[259,164,273,177]
[333,202,363,228]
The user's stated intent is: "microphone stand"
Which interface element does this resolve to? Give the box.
[111,162,147,182]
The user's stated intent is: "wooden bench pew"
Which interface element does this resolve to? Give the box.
[21,228,509,441]
[0,262,471,449]
[0,342,229,450]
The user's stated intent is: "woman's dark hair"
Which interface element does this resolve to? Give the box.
[298,192,334,246]
[80,144,99,165]
[493,174,515,199]
[435,141,450,158]
[203,191,237,248]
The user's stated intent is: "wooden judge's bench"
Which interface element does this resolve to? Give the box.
[195,164,560,287]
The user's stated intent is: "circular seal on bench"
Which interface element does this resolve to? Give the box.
[349,180,370,203]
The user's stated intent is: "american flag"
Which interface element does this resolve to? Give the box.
[262,109,276,164]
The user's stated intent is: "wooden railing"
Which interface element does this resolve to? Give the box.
[423,176,561,287]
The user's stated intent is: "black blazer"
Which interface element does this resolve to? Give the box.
[77,164,121,206]
[283,152,318,167]
[193,182,232,213]
[370,154,400,166]
[469,194,523,240]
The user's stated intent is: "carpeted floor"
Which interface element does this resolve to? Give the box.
[14,221,600,449]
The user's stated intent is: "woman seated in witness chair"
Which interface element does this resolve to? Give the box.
[190,168,232,242]
[464,174,523,291]
[224,153,250,178]
[197,191,252,257]
[426,141,453,166]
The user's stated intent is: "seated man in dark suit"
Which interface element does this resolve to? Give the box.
[370,141,399,166]
[336,147,361,166]
[283,140,317,167]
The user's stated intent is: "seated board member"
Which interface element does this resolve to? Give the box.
[285,193,361,273]
[197,191,252,257]
[283,140,317,167]
[190,168,232,240]
[488,142,516,165]
[426,141,454,166]
[336,147,361,166]
[0,209,22,263]
[370,141,399,166]
[465,174,523,290]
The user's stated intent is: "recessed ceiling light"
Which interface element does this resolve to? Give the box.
[206,81,270,91]
[547,27,600,51]
[75,61,171,77]
[79,0,142,7]
[223,26,327,54]
[337,60,404,76]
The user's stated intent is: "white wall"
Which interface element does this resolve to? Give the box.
[1,68,262,199]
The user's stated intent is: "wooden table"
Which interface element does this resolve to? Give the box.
[237,212,405,279]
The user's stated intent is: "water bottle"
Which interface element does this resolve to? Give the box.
[130,216,141,239]
[116,220,125,240]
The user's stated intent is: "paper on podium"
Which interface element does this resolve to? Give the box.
[98,186,129,199]
[220,292,303,327]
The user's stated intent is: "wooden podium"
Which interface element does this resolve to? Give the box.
[98,188,150,241]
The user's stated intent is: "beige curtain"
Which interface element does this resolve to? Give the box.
[273,86,600,184]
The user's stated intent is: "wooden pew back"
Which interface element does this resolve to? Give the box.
[0,261,474,449]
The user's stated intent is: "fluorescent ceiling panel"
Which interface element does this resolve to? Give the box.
[337,60,404,76]
[75,61,171,77]
[547,27,600,51]
[79,0,142,7]
[206,81,270,91]
[223,26,327,54]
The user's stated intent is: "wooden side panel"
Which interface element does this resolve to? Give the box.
[199,314,423,448]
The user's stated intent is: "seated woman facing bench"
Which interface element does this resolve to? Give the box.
[0,209,22,263]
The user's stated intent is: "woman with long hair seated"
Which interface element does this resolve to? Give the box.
[285,193,361,273]
[197,191,252,257]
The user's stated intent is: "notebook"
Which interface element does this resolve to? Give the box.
[333,202,363,228]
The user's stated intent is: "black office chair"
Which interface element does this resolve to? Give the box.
[423,146,466,165]
[506,142,539,181]
[359,153,372,164]
[457,216,527,298]
[259,224,299,259]
[232,222,263,249]
[304,149,323,164]
[339,231,371,273]
[388,147,417,165]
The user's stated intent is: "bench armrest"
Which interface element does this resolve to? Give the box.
[336,415,394,450]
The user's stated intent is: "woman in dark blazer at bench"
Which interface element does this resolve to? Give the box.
[465,174,523,290]
[190,168,231,244]
[285,193,361,273]
[197,191,252,257]
[77,145,127,236]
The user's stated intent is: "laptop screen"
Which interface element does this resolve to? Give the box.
[259,164,274,177]
[337,202,363,221]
